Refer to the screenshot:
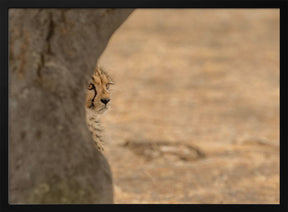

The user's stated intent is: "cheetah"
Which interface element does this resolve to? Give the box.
[86,66,113,151]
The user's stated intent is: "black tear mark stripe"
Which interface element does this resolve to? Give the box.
[88,83,97,108]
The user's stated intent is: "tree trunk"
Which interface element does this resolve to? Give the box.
[9,9,133,204]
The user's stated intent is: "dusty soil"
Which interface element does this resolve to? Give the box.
[98,9,279,204]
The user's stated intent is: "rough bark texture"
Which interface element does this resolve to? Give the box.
[9,9,133,204]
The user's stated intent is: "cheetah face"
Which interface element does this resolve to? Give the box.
[86,68,113,114]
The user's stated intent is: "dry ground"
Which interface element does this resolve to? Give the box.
[98,9,279,204]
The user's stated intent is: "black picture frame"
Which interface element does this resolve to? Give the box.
[1,0,287,211]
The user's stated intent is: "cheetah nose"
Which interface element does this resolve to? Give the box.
[101,98,110,105]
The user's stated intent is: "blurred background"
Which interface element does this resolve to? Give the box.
[98,9,279,204]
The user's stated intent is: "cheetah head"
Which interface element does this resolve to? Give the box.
[86,67,113,114]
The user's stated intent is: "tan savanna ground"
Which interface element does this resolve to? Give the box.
[98,9,279,204]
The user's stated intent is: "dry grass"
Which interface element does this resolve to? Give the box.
[98,9,279,204]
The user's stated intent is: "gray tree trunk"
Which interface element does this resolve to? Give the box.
[9,9,133,204]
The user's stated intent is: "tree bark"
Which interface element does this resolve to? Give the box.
[9,9,133,204]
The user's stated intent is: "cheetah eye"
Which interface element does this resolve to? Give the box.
[106,82,114,90]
